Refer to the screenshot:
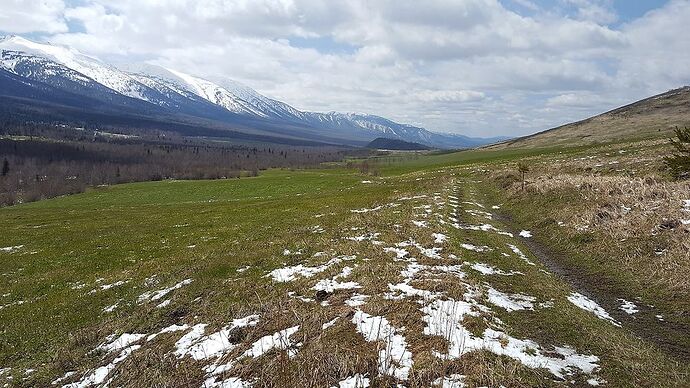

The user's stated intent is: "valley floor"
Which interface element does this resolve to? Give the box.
[1,143,688,387]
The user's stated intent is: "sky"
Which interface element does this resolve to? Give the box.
[1,0,688,138]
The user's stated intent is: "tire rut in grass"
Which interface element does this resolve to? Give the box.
[493,210,690,362]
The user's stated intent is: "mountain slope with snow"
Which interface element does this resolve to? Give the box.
[0,35,501,148]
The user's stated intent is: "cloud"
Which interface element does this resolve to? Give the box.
[562,0,618,25]
[415,90,486,103]
[0,0,687,138]
[0,0,68,34]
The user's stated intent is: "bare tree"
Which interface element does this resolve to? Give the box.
[517,162,529,191]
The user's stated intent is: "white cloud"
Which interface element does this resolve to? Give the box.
[0,0,68,34]
[562,0,618,25]
[0,0,688,138]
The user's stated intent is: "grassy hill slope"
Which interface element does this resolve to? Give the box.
[490,86,690,149]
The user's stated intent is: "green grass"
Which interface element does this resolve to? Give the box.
[1,142,688,387]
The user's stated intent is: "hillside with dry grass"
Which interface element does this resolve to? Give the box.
[488,87,690,149]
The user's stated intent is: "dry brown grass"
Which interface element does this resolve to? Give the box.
[508,173,690,295]
[488,87,690,149]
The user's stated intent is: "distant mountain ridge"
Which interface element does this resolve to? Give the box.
[0,35,501,149]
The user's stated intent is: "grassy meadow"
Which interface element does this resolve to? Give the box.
[1,137,688,387]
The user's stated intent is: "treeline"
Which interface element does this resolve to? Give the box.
[0,126,353,206]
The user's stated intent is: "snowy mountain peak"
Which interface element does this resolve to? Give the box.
[0,36,159,101]
[0,36,492,149]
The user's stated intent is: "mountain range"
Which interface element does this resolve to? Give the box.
[0,35,506,149]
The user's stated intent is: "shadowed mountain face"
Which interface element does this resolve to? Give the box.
[367,137,431,150]
[490,87,690,149]
[0,35,502,149]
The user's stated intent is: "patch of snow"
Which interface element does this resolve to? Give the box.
[351,205,383,213]
[453,223,513,237]
[99,280,126,291]
[351,310,413,380]
[156,300,171,308]
[203,376,253,388]
[469,262,521,276]
[63,345,140,388]
[97,333,145,354]
[383,247,409,259]
[174,324,208,357]
[102,303,118,313]
[519,230,532,238]
[146,324,189,342]
[267,256,354,282]
[346,233,380,242]
[568,293,620,326]
[312,279,362,293]
[241,325,300,359]
[465,209,493,220]
[138,278,192,303]
[322,318,339,330]
[487,288,535,311]
[617,299,639,315]
[423,298,599,379]
[332,374,369,388]
[345,294,370,307]
[460,243,491,252]
[432,233,448,243]
[51,371,76,385]
[0,245,23,253]
[507,244,536,266]
[432,374,466,387]
[177,315,260,360]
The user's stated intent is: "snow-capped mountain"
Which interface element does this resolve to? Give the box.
[0,35,500,148]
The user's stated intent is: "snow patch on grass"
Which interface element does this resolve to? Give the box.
[63,345,141,388]
[345,294,370,307]
[469,262,521,276]
[519,230,532,238]
[146,324,189,342]
[138,279,192,303]
[452,223,514,237]
[460,243,492,252]
[507,244,536,266]
[351,310,413,380]
[432,374,466,387]
[618,299,639,315]
[568,293,621,326]
[0,245,23,253]
[267,256,354,282]
[423,297,599,379]
[487,288,535,311]
[96,333,145,354]
[332,374,369,388]
[432,233,448,243]
[383,247,409,259]
[312,279,362,293]
[322,318,339,330]
[412,220,428,228]
[241,326,300,359]
[179,315,260,361]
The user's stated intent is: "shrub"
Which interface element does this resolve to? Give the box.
[664,126,690,180]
